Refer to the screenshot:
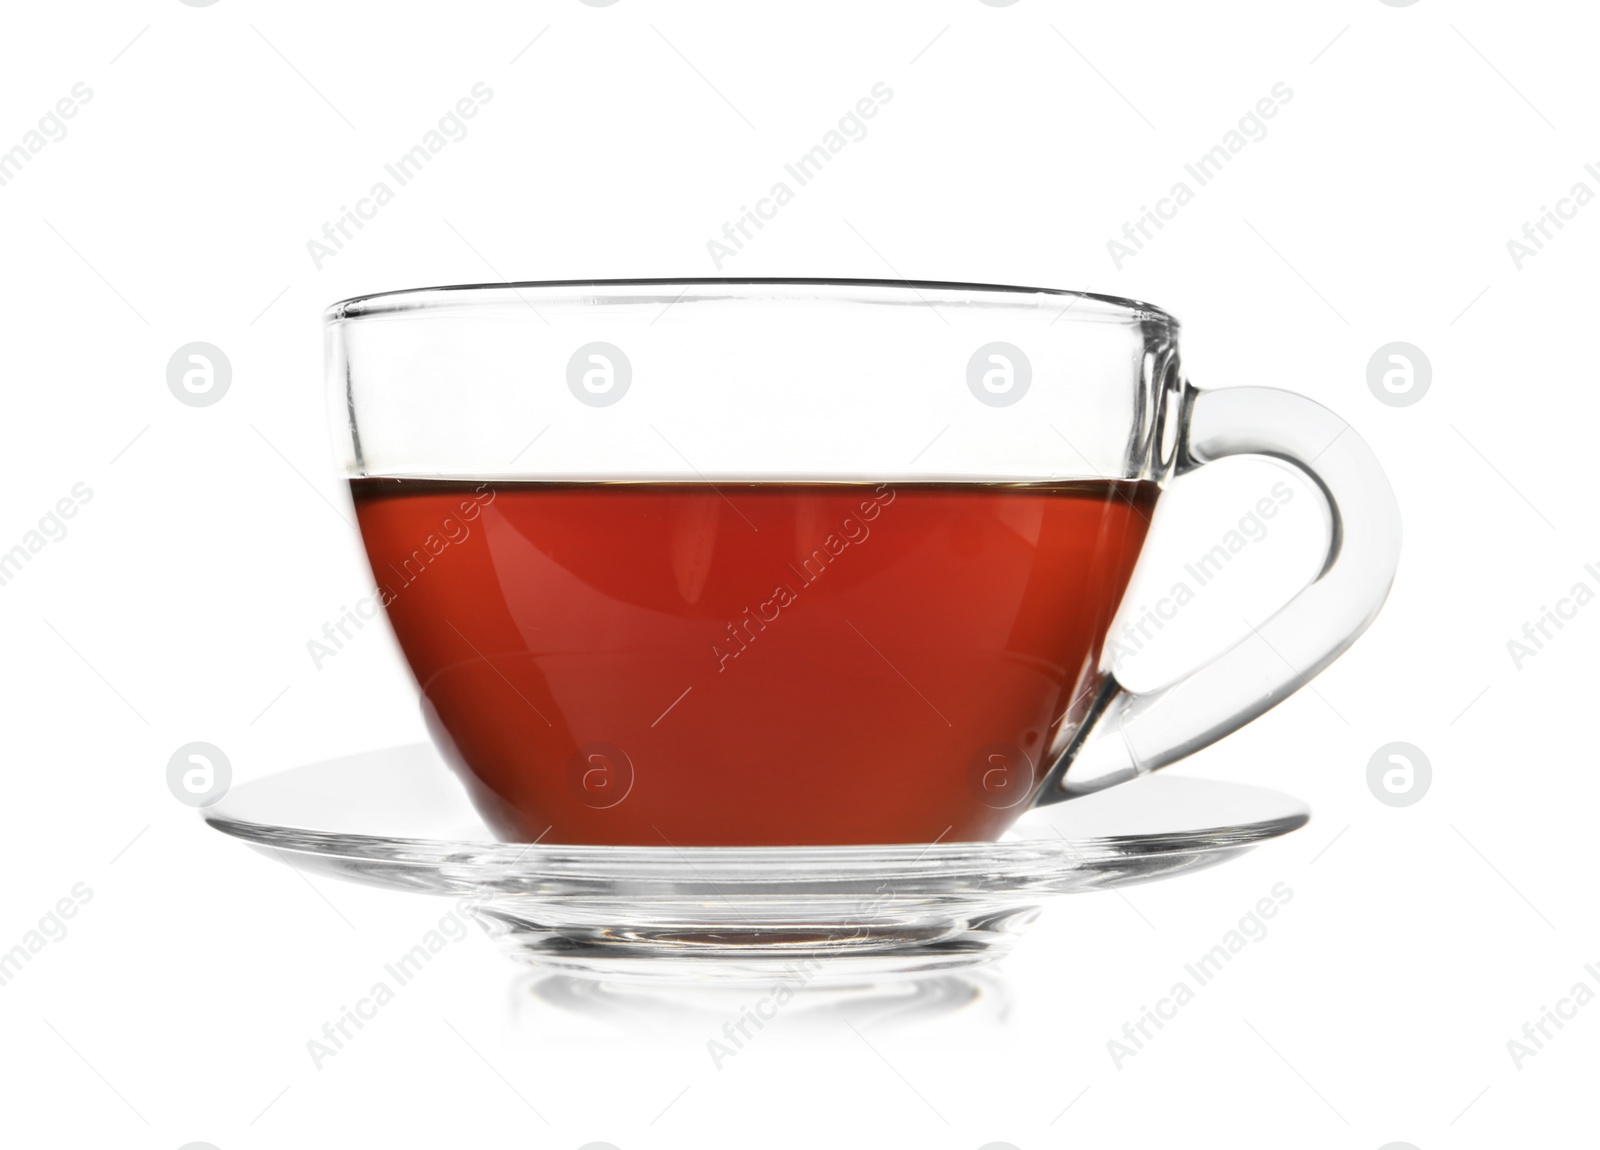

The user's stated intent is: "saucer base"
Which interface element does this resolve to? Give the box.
[469,895,1044,983]
[204,744,1307,983]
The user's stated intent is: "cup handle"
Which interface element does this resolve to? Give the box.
[1035,385,1402,804]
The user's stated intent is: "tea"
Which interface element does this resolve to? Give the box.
[351,479,1157,845]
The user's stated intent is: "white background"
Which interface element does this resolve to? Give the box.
[2,1,1595,1147]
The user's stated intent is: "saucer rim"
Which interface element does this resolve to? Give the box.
[203,776,1309,873]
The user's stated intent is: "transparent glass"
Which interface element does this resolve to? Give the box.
[204,743,1310,981]
[326,279,1400,845]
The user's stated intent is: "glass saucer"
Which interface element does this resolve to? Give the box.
[204,744,1308,983]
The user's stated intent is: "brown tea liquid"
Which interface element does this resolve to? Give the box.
[351,479,1157,845]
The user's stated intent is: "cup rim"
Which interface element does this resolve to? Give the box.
[324,277,1179,328]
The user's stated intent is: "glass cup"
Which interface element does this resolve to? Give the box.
[326,279,1400,847]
